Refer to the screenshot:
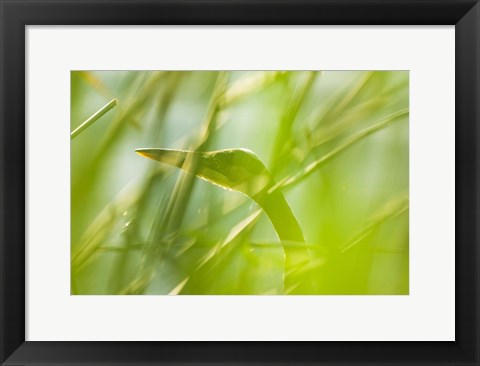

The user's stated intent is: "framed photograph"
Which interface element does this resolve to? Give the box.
[1,0,478,365]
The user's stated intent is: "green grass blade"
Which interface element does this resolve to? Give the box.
[275,108,409,191]
[71,98,118,139]
[135,146,310,292]
[135,148,305,241]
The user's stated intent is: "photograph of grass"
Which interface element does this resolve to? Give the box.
[71,70,409,295]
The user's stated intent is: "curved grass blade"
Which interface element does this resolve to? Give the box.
[135,147,310,292]
[135,148,305,242]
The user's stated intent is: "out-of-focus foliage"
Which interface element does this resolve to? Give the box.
[71,70,409,295]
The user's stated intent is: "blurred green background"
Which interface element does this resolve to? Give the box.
[71,70,409,295]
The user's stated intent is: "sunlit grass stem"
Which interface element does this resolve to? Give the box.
[272,108,409,192]
[71,98,118,139]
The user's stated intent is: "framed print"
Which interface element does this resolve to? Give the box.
[0,0,478,365]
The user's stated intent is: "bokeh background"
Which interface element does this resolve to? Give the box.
[71,70,409,295]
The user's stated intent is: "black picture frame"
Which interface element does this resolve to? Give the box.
[1,1,478,365]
